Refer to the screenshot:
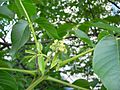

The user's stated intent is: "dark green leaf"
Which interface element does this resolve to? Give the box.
[104,15,120,24]
[11,20,30,56]
[22,0,37,18]
[91,22,120,34]
[0,60,10,68]
[36,17,60,39]
[98,31,109,40]
[89,78,99,88]
[73,79,90,89]
[0,71,18,90]
[57,23,74,37]
[0,32,3,38]
[101,85,107,90]
[11,0,36,18]
[0,86,4,90]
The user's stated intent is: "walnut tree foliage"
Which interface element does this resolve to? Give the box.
[0,0,120,90]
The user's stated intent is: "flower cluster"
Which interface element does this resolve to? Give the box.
[50,40,67,53]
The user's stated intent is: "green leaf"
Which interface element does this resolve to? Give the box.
[101,85,107,90]
[36,42,43,53]
[38,56,45,75]
[22,0,36,18]
[0,5,14,19]
[11,20,30,56]
[0,86,4,90]
[0,32,3,38]
[0,60,10,68]
[57,23,74,37]
[50,59,59,69]
[89,78,99,88]
[10,0,36,18]
[98,31,109,40]
[36,17,60,39]
[93,35,120,90]
[75,29,93,46]
[91,22,120,34]
[73,79,90,89]
[79,22,90,32]
[13,0,24,17]
[25,50,36,55]
[104,15,120,24]
[50,53,59,69]
[0,71,18,90]
[0,0,9,4]
[28,55,36,63]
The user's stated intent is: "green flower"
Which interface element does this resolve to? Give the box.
[50,40,67,53]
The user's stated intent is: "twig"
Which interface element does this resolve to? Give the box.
[108,0,120,9]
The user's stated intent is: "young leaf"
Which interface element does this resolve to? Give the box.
[93,35,120,90]
[28,55,36,63]
[36,42,43,53]
[0,71,18,90]
[38,55,45,75]
[50,59,59,69]
[36,17,60,39]
[11,20,30,56]
[25,50,36,55]
[75,29,93,46]
[50,53,58,69]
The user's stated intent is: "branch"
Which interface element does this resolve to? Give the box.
[0,67,36,76]
[46,76,89,90]
[108,0,120,9]
[0,40,52,50]
[0,36,78,50]
[26,76,47,90]
[60,48,94,67]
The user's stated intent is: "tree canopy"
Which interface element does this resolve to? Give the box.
[0,0,120,90]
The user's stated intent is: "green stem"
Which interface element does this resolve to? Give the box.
[26,76,47,90]
[0,68,36,76]
[60,48,94,66]
[19,0,38,46]
[46,76,89,90]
